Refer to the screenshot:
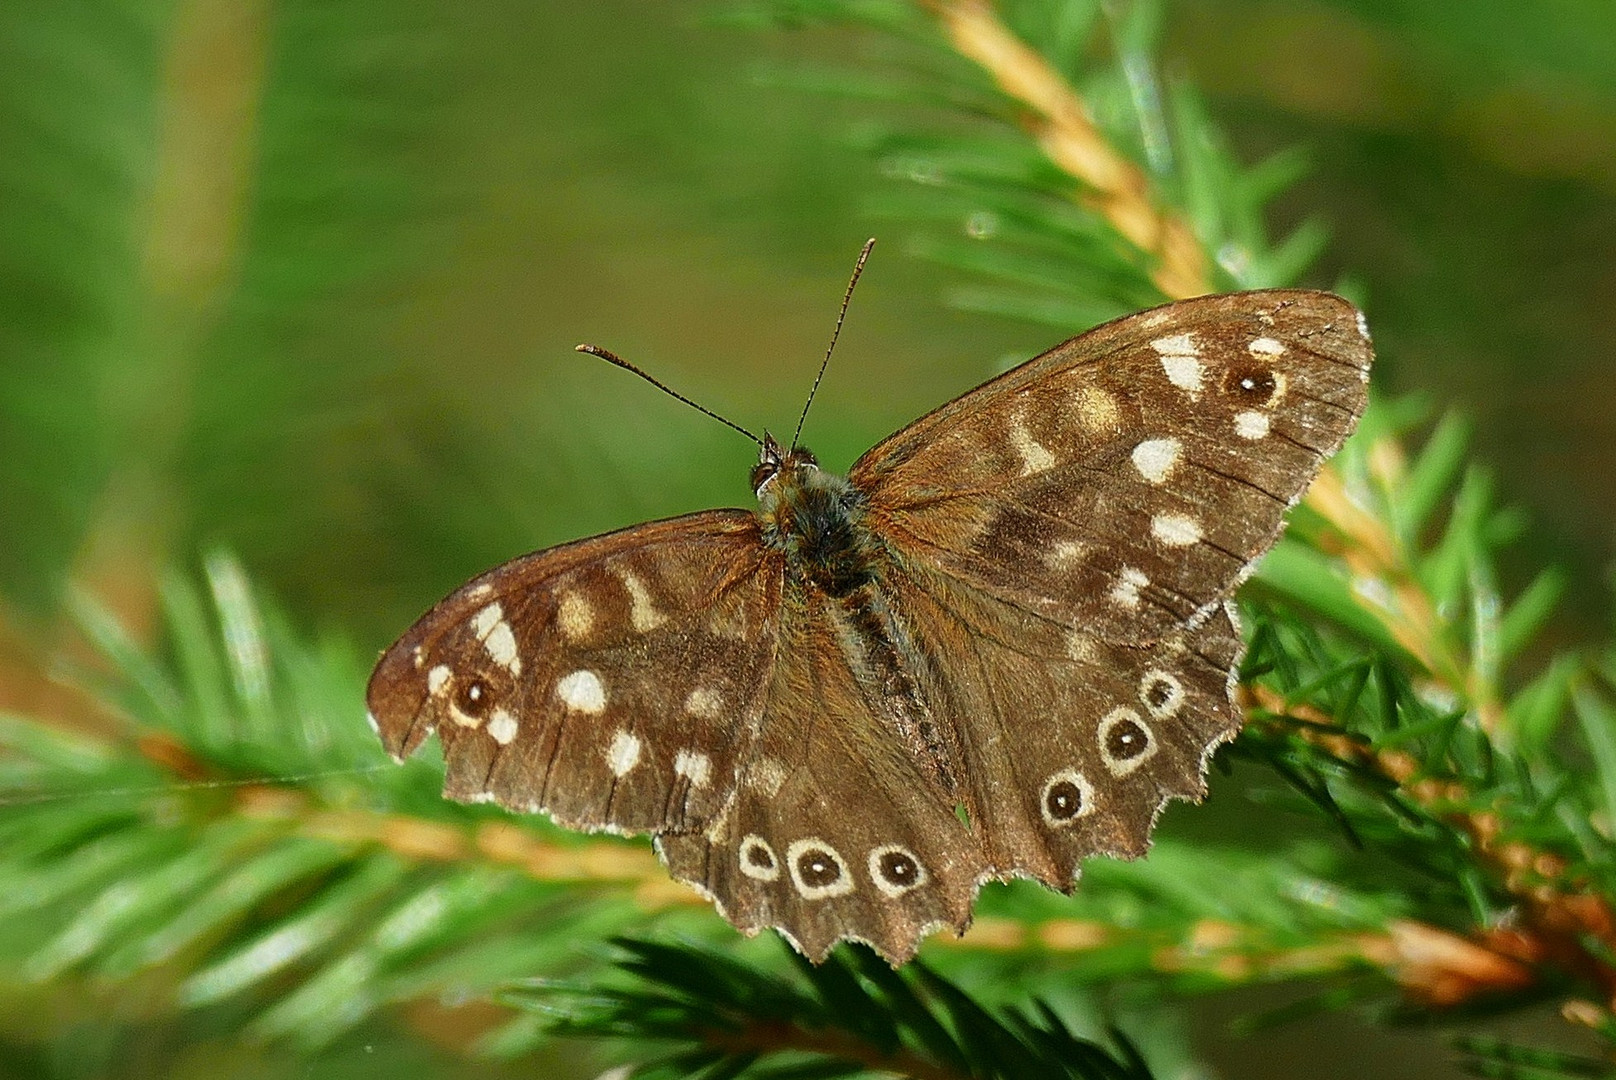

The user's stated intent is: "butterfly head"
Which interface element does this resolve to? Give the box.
[751,432,819,500]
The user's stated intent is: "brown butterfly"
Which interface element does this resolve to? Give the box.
[366,249,1373,963]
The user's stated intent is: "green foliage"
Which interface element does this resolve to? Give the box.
[514,938,1157,1079]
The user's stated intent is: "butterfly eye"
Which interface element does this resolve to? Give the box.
[750,462,779,494]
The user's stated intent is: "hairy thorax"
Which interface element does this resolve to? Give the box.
[756,449,881,597]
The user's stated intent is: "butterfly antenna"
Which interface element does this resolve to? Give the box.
[791,237,875,452]
[575,344,763,447]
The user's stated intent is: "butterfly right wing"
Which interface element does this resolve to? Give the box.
[886,557,1245,888]
[366,510,782,836]
[851,290,1372,644]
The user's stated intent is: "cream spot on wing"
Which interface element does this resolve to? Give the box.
[556,670,607,714]
[1160,354,1204,395]
[606,729,641,777]
[1234,411,1271,440]
[1131,438,1181,484]
[365,711,380,734]
[1109,566,1149,610]
[618,570,666,633]
[411,645,426,670]
[1248,336,1286,357]
[472,602,502,637]
[786,838,855,899]
[484,621,520,674]
[427,665,451,696]
[1151,513,1202,548]
[1065,630,1101,663]
[1009,417,1056,475]
[747,757,788,797]
[1073,386,1120,432]
[674,749,712,788]
[472,602,521,675]
[1140,308,1171,329]
[468,583,493,601]
[1356,310,1371,341]
[1152,334,1203,395]
[738,835,781,882]
[1047,540,1087,568]
[556,591,593,643]
[487,708,519,745]
[685,687,723,720]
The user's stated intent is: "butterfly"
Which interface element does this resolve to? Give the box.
[366,264,1373,964]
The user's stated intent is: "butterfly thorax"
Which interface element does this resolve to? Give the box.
[755,445,881,599]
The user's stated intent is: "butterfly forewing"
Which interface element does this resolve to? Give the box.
[366,511,782,834]
[657,587,991,964]
[852,290,1372,642]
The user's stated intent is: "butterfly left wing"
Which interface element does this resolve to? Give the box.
[850,289,1372,644]
[657,586,993,964]
[366,510,781,835]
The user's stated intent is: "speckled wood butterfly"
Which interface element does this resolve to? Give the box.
[366,263,1372,963]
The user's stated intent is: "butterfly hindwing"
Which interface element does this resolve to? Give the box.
[657,586,991,964]
[890,559,1245,887]
[852,290,1372,642]
[366,511,782,834]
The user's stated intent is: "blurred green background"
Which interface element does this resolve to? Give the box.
[2,0,1614,1075]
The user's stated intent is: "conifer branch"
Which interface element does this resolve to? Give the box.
[923,0,1208,299]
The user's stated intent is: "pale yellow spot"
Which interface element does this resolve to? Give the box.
[1009,419,1056,476]
[1151,514,1203,547]
[1065,630,1101,663]
[747,757,788,797]
[606,730,641,777]
[619,571,666,633]
[1073,386,1120,432]
[1047,540,1087,568]
[1248,337,1286,357]
[674,749,712,788]
[557,670,607,714]
[1234,411,1271,440]
[1131,438,1181,484]
[685,687,723,720]
[427,665,451,695]
[556,591,594,642]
